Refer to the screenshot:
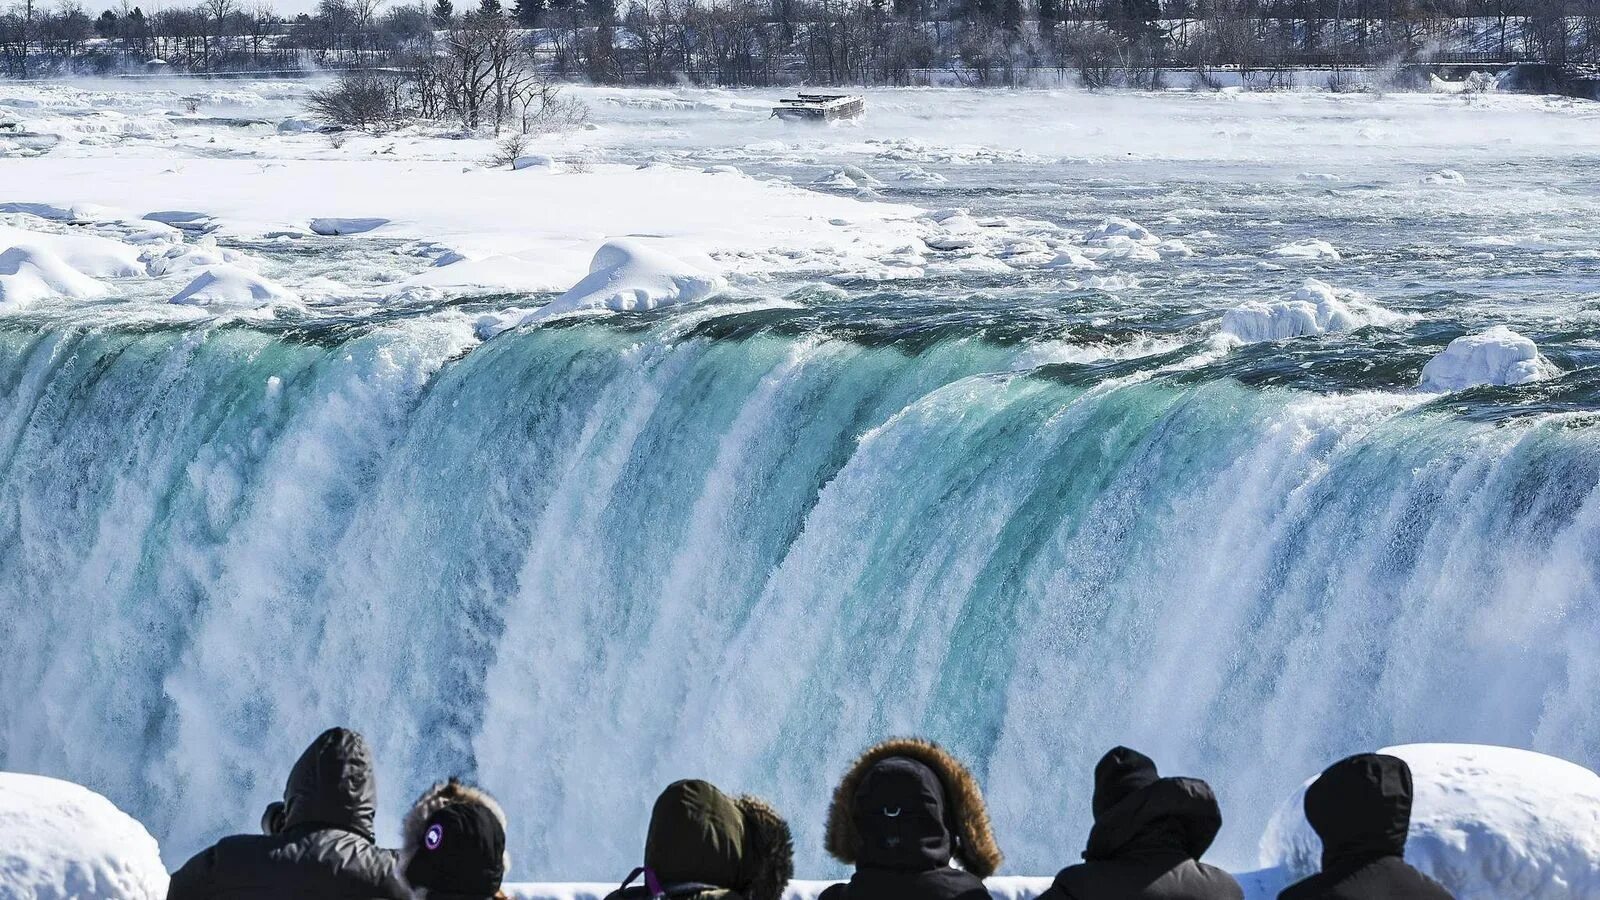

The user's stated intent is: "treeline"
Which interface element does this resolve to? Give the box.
[2,0,1597,83]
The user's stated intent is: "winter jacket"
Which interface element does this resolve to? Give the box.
[167,727,410,900]
[401,779,511,900]
[602,779,795,900]
[819,739,1003,900]
[1277,753,1453,900]
[1038,747,1242,900]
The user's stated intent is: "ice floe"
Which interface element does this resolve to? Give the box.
[1419,325,1557,391]
[1220,279,1406,343]
[1267,239,1342,261]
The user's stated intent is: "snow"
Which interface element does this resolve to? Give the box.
[169,264,299,307]
[0,223,145,277]
[1220,279,1405,343]
[513,155,563,172]
[478,239,727,336]
[0,772,168,900]
[1259,744,1600,900]
[1267,239,1342,261]
[0,245,107,307]
[1419,325,1557,391]
[2,158,925,293]
[309,216,390,236]
[1423,168,1468,185]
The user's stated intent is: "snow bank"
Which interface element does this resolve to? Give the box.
[0,772,168,900]
[1419,326,1556,392]
[0,223,145,277]
[309,216,390,236]
[1259,744,1600,900]
[480,239,726,336]
[0,245,108,306]
[1220,279,1403,343]
[1267,239,1342,261]
[169,264,297,307]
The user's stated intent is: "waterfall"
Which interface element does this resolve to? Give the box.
[2,315,1596,877]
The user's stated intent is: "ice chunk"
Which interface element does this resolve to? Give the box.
[1044,247,1099,270]
[1084,216,1158,246]
[1221,279,1403,343]
[309,217,390,236]
[1267,239,1341,261]
[146,241,258,276]
[0,772,167,900]
[170,264,298,307]
[1260,744,1600,900]
[1423,169,1467,185]
[481,239,726,337]
[1419,325,1556,392]
[0,246,108,307]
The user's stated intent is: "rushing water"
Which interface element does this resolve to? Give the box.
[2,85,1600,877]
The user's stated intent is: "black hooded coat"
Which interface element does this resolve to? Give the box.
[167,728,410,900]
[602,779,795,900]
[1038,747,1242,900]
[1277,753,1453,900]
[819,740,1003,900]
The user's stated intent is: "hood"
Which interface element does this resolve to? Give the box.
[402,778,511,883]
[400,775,505,890]
[643,780,794,900]
[282,727,378,840]
[824,739,1002,878]
[1305,753,1412,873]
[1082,777,1223,863]
[1091,747,1160,819]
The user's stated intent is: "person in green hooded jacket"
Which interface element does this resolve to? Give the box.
[604,779,795,900]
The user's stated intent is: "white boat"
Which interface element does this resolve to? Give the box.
[773,93,865,122]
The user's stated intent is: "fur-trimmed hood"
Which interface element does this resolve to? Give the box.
[824,739,1002,878]
[640,779,795,900]
[401,778,511,896]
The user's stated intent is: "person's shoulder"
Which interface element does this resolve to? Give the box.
[817,881,847,900]
[1191,860,1245,898]
[1275,871,1330,900]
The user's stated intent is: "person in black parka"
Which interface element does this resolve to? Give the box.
[819,738,1003,900]
[167,727,411,900]
[602,779,795,900]
[1036,746,1241,900]
[1278,753,1453,900]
